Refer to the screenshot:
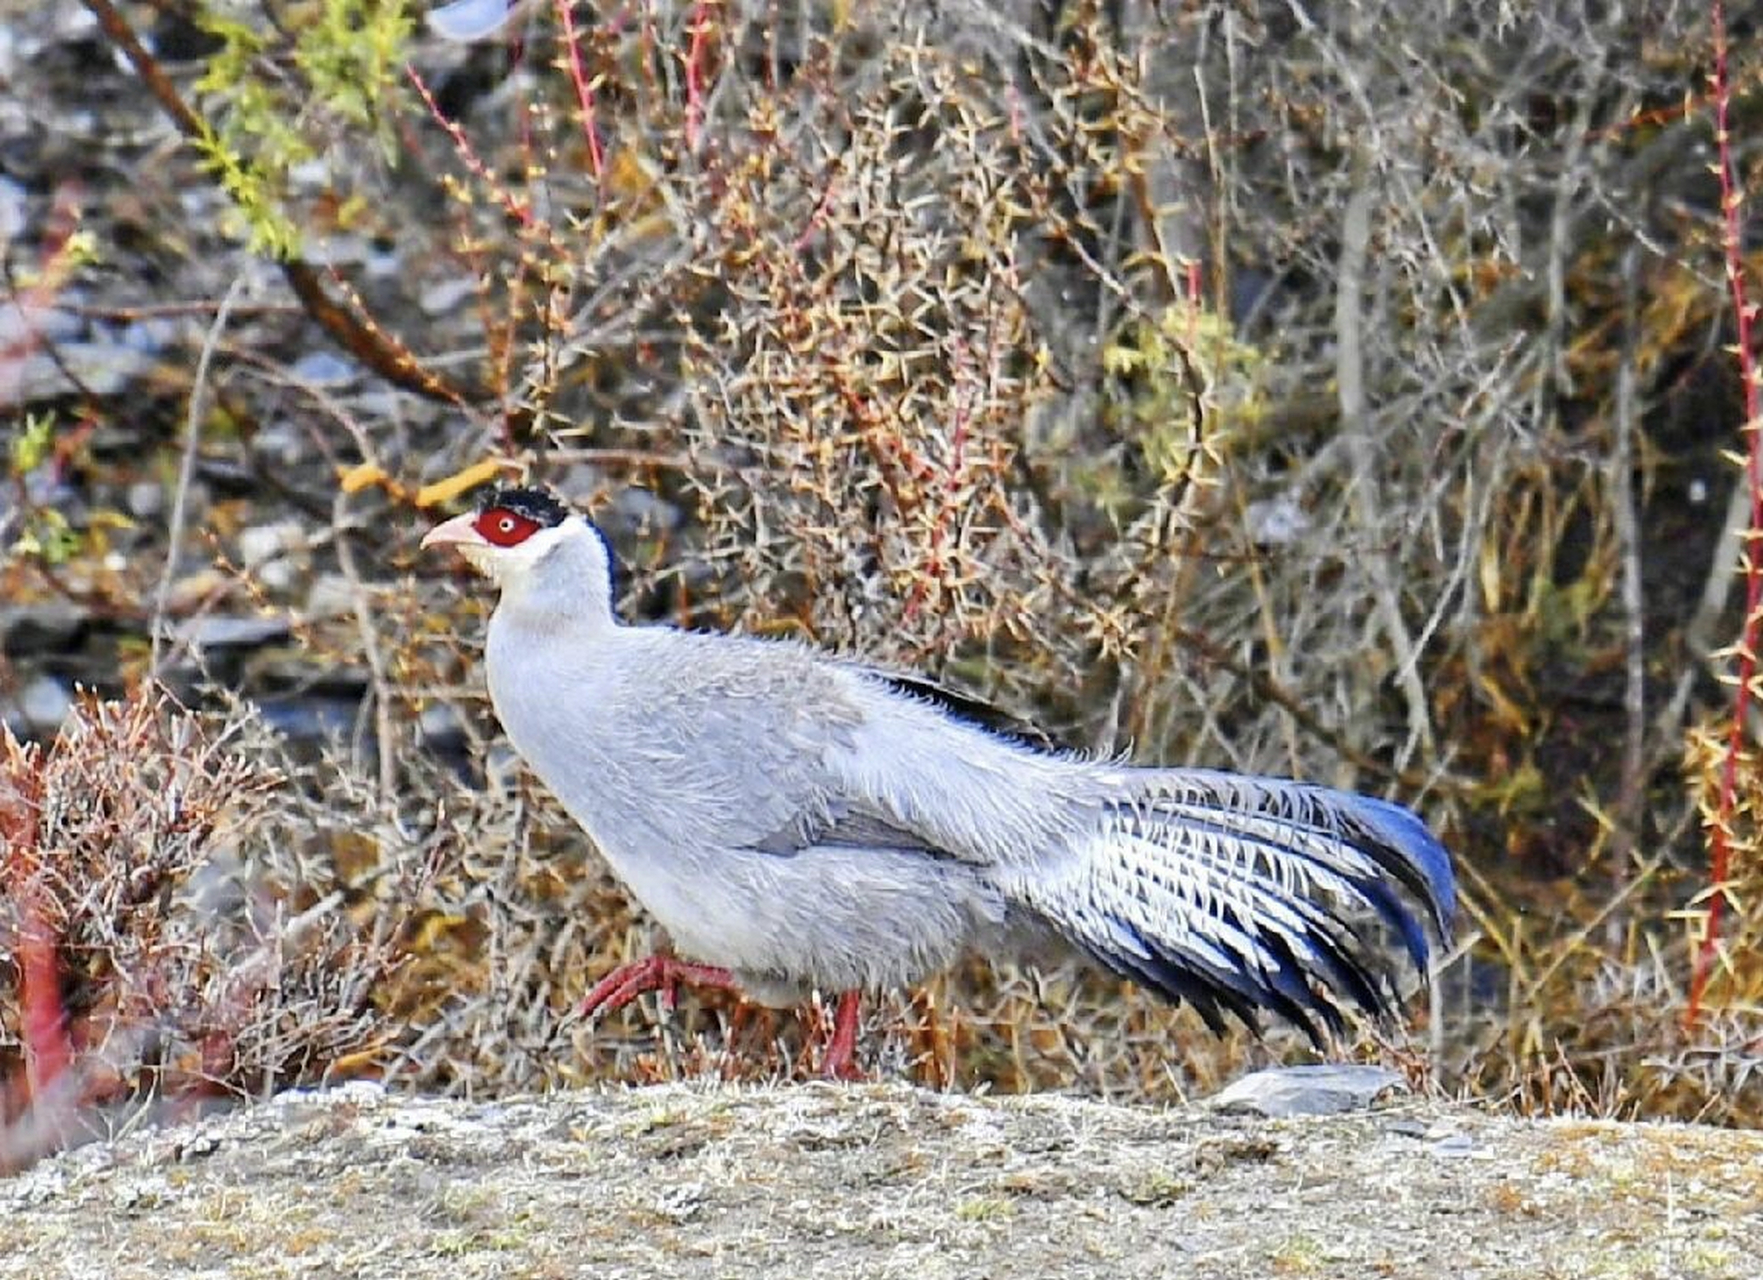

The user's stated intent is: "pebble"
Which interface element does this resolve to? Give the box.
[419,277,478,316]
[607,485,684,535]
[249,423,305,470]
[126,480,164,520]
[1244,491,1310,547]
[418,702,465,747]
[304,573,358,621]
[255,696,361,743]
[237,521,307,593]
[1427,1132,1483,1159]
[289,350,357,385]
[0,176,21,241]
[16,673,72,734]
[2,343,153,406]
[0,299,79,348]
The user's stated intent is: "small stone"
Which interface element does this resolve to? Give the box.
[117,316,181,355]
[1244,492,1310,547]
[419,277,478,316]
[304,573,358,621]
[126,480,164,519]
[608,486,684,535]
[164,568,234,615]
[0,299,78,348]
[237,521,308,592]
[290,350,357,384]
[255,696,360,743]
[0,176,22,241]
[1427,1132,1481,1159]
[419,702,465,746]
[16,674,72,733]
[249,423,304,470]
[237,522,305,568]
[1,343,153,407]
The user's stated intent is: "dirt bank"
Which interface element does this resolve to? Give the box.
[3,1082,1758,1279]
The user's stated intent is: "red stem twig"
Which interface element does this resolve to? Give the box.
[1688,0,1762,1021]
[556,0,606,180]
[684,0,710,152]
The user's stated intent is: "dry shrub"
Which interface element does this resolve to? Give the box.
[0,688,397,1170]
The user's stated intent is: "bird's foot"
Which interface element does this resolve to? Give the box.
[579,955,737,1019]
[818,989,864,1081]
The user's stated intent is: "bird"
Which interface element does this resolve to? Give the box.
[422,484,1455,1079]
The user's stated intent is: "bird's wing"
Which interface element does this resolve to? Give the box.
[749,797,950,857]
[863,670,1061,752]
[604,632,988,862]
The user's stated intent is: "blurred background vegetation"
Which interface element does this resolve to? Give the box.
[3,0,1762,1168]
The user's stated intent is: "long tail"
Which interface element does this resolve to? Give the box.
[1018,768,1455,1044]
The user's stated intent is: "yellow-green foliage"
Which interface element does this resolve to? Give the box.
[294,0,416,137]
[6,415,79,565]
[192,0,414,257]
[1088,304,1256,520]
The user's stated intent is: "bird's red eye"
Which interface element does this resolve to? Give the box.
[474,507,540,547]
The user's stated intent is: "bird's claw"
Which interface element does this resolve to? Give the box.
[578,955,736,1020]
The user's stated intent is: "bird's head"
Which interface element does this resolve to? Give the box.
[421,486,612,611]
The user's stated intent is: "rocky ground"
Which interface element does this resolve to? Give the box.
[3,1081,1760,1280]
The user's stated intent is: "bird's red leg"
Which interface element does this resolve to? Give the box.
[819,989,864,1081]
[579,955,737,1019]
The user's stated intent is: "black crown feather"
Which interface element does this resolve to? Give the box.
[480,484,572,528]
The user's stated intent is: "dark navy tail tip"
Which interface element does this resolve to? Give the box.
[1351,793,1457,931]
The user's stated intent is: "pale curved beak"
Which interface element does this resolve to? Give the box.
[420,511,483,551]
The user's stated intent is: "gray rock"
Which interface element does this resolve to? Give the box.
[303,573,358,621]
[0,300,79,348]
[237,521,306,569]
[419,277,478,316]
[1427,1130,1484,1159]
[126,480,165,520]
[168,615,293,650]
[0,602,87,654]
[249,423,305,470]
[4,1086,1756,1279]
[0,176,22,241]
[1,343,154,406]
[1211,1064,1406,1118]
[418,701,465,746]
[608,485,685,535]
[16,673,72,733]
[289,351,357,385]
[237,521,308,592]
